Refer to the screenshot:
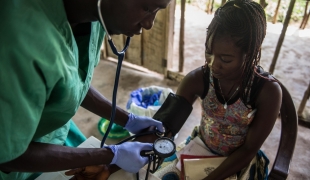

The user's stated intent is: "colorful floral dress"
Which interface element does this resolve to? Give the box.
[200,70,256,156]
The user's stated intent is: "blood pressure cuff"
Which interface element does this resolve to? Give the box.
[152,93,193,136]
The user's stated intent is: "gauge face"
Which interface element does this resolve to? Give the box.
[154,138,175,157]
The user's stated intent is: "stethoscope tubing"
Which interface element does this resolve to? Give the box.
[97,1,158,179]
[100,37,131,148]
[97,0,132,149]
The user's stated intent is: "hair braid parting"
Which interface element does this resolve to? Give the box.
[205,0,267,106]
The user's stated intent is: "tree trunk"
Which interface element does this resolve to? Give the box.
[210,0,215,13]
[302,11,310,29]
[269,0,296,74]
[205,0,212,14]
[300,9,310,29]
[179,0,186,73]
[272,0,281,24]
[221,0,226,6]
[300,1,309,29]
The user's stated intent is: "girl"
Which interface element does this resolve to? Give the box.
[175,0,281,179]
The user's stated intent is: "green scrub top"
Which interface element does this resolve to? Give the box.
[0,0,105,179]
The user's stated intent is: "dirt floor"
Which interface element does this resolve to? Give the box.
[73,4,310,180]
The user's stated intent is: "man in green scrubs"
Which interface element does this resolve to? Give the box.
[0,0,171,179]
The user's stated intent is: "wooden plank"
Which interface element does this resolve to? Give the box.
[142,6,173,74]
[164,0,176,76]
[179,0,186,73]
[167,70,185,82]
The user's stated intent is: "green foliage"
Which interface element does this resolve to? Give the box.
[264,0,307,23]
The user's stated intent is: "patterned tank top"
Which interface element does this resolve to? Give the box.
[200,69,256,156]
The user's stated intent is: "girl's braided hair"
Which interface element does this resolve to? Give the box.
[206,0,267,106]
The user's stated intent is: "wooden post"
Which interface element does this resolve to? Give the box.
[298,81,310,117]
[272,0,281,24]
[179,0,186,73]
[141,31,144,66]
[300,1,309,29]
[164,0,176,76]
[205,0,212,14]
[210,0,215,13]
[269,0,296,74]
[302,11,310,29]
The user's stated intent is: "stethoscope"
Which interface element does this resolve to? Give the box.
[97,0,176,179]
[97,0,131,148]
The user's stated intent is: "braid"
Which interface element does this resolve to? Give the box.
[205,0,266,106]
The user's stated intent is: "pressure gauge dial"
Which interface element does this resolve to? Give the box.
[153,137,176,158]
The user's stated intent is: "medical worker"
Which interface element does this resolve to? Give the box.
[0,0,171,179]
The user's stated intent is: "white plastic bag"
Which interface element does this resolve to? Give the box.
[126,86,173,117]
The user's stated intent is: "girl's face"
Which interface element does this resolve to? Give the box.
[205,34,246,81]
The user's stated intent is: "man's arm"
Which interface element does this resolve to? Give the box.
[0,142,113,172]
[81,86,129,127]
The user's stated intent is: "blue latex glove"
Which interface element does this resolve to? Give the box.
[107,142,153,173]
[124,113,164,134]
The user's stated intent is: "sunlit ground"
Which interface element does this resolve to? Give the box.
[266,22,310,37]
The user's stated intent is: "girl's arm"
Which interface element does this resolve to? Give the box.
[176,67,206,105]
